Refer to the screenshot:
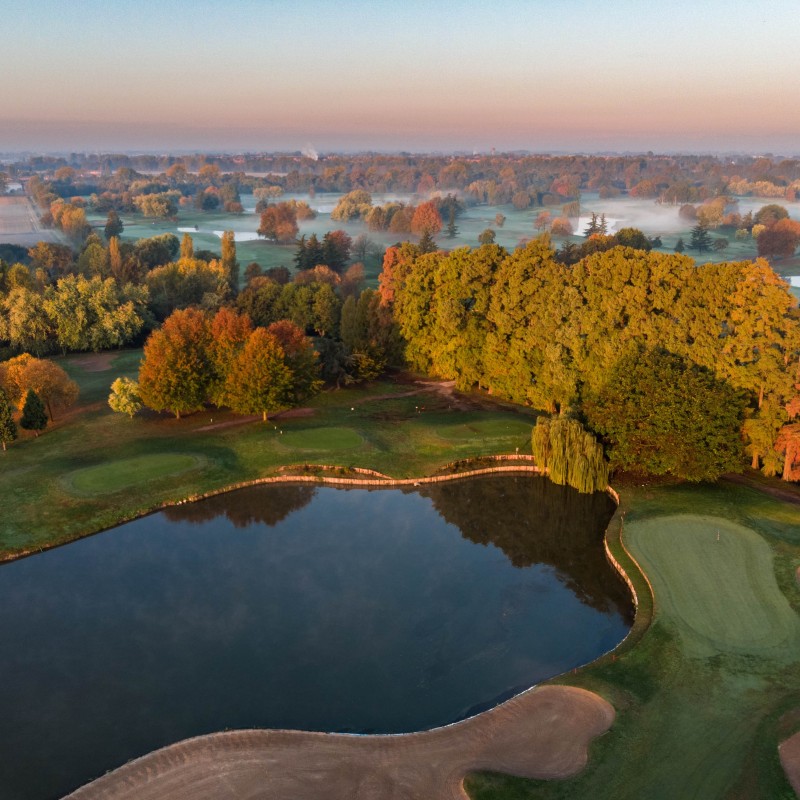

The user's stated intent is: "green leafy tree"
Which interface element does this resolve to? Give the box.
[108,377,143,418]
[584,347,746,481]
[20,389,47,436]
[531,415,608,493]
[0,387,17,451]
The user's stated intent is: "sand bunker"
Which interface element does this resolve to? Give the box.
[780,729,800,796]
[64,685,613,800]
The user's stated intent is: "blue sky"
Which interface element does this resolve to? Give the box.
[1,0,798,152]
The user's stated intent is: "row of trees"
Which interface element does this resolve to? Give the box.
[385,238,800,482]
[125,308,321,420]
[21,152,800,206]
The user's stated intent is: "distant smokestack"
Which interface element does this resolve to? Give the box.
[302,144,319,161]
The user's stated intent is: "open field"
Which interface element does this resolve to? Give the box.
[0,195,65,247]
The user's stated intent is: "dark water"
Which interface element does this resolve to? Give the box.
[0,475,631,800]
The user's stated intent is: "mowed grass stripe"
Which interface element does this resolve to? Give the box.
[625,514,800,659]
[65,453,205,496]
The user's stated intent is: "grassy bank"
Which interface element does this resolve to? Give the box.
[0,351,536,557]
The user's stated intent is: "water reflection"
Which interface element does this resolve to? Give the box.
[0,474,631,800]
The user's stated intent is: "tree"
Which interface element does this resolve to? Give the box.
[534,211,552,232]
[321,230,352,272]
[15,358,79,421]
[756,218,800,259]
[411,201,443,237]
[583,213,601,237]
[418,230,437,253]
[495,213,506,228]
[446,207,459,238]
[531,416,608,493]
[258,202,299,243]
[673,237,685,253]
[180,233,194,260]
[478,228,496,245]
[104,210,124,240]
[330,190,372,222]
[550,217,573,236]
[108,377,143,418]
[224,328,293,420]
[133,192,179,218]
[267,320,322,402]
[220,230,239,292]
[138,308,212,418]
[689,222,713,252]
[584,347,746,481]
[20,389,47,436]
[0,387,17,451]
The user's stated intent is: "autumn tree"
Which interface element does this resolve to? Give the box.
[756,218,800,259]
[20,389,47,436]
[108,377,143,418]
[180,233,194,260]
[224,328,293,420]
[15,358,79,420]
[220,230,239,292]
[138,308,212,418]
[0,387,17,451]
[410,201,443,237]
[206,306,253,407]
[267,320,323,402]
[258,202,299,243]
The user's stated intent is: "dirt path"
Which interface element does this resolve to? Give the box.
[780,729,800,796]
[64,686,613,800]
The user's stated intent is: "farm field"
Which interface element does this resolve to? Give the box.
[0,195,65,247]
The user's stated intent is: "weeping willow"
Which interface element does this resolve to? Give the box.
[531,416,609,494]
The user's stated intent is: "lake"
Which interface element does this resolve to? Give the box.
[0,475,631,799]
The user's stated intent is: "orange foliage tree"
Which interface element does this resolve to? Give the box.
[410,201,443,237]
[138,308,212,418]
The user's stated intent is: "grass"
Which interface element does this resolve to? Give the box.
[0,352,536,556]
[65,452,205,496]
[466,481,800,800]
[3,352,800,798]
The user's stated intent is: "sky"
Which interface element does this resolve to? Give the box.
[1,0,799,154]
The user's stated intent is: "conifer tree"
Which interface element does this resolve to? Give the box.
[20,389,47,436]
[0,387,17,451]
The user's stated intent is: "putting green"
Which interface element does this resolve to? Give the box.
[434,418,532,441]
[625,514,800,659]
[66,453,204,496]
[276,426,362,451]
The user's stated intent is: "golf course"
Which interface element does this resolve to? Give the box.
[1,353,799,799]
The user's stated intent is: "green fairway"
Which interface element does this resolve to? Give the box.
[275,426,363,452]
[627,514,800,659]
[65,453,204,496]
[433,418,534,441]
